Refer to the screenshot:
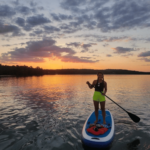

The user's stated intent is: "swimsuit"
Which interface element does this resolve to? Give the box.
[93,81,105,102]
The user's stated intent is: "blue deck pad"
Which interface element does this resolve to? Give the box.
[85,110,112,138]
[82,109,115,149]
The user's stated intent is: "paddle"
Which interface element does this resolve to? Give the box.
[104,94,140,123]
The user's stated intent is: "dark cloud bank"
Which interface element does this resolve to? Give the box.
[1,0,150,35]
[0,38,98,63]
[1,0,150,64]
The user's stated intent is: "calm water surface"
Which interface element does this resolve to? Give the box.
[0,75,150,150]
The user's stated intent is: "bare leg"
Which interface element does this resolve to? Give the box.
[100,101,106,124]
[93,101,99,124]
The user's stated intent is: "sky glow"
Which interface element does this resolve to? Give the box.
[0,0,150,71]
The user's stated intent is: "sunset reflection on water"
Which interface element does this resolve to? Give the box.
[0,75,150,150]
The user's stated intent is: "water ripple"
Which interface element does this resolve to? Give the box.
[0,75,150,150]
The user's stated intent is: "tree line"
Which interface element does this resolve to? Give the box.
[0,64,44,76]
[0,64,150,76]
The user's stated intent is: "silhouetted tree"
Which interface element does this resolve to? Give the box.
[0,64,149,76]
[0,64,44,76]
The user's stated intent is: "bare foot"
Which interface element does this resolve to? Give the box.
[94,119,98,124]
[103,121,106,124]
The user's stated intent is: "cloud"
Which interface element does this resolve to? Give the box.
[69,21,83,28]
[145,38,150,42]
[60,0,86,11]
[60,23,81,33]
[88,0,110,10]
[2,42,26,47]
[66,14,97,30]
[60,0,110,16]
[97,0,150,32]
[81,44,93,51]
[23,24,32,31]
[20,14,51,32]
[76,34,132,43]
[17,6,32,15]
[59,14,73,20]
[60,2,98,30]
[111,1,150,28]
[51,13,73,22]
[0,4,34,18]
[84,20,97,29]
[138,51,150,57]
[100,36,130,42]
[0,38,97,63]
[106,54,112,57]
[60,0,150,32]
[66,42,81,48]
[67,42,96,52]
[103,43,109,47]
[0,5,16,17]
[140,58,150,62]
[137,51,150,62]
[94,8,110,32]
[1,0,150,40]
[80,57,91,59]
[15,17,25,27]
[60,23,81,34]
[29,29,44,36]
[27,25,61,36]
[0,52,45,62]
[0,23,20,35]
[51,13,61,22]
[112,47,136,54]
[60,0,107,15]
[121,53,134,57]
[1,0,150,68]
[26,14,51,26]
[12,0,19,5]
[30,1,37,7]
[61,0,108,30]
[60,55,98,63]
[43,25,60,33]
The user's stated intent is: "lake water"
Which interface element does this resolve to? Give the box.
[0,75,150,150]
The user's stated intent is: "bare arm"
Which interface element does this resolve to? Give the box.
[86,80,96,89]
[103,81,107,95]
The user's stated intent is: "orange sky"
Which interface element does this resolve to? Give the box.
[0,0,150,72]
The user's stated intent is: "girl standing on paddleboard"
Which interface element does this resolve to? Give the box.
[86,72,107,125]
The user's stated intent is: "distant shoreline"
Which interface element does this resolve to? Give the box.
[1,74,150,78]
[43,69,150,75]
[0,64,150,76]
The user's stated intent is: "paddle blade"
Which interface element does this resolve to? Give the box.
[127,112,140,123]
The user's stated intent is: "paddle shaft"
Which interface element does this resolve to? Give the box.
[101,93,140,123]
[105,94,128,113]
